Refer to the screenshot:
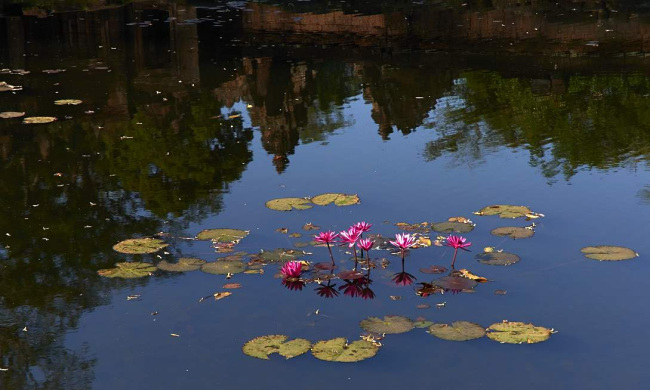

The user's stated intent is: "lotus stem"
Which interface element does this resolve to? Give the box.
[326,243,335,264]
[451,248,458,268]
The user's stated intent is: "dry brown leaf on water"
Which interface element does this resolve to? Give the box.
[457,269,489,283]
[244,269,264,275]
[447,216,473,224]
[213,292,232,301]
[415,236,432,247]
[223,283,242,289]
[170,334,180,337]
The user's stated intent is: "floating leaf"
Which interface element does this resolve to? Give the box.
[311,193,360,207]
[580,246,638,261]
[457,269,489,282]
[360,315,414,334]
[431,276,478,291]
[254,248,306,263]
[491,227,534,239]
[0,111,25,119]
[265,197,313,211]
[289,233,302,238]
[157,257,206,272]
[494,289,508,295]
[414,320,434,328]
[223,283,242,289]
[113,238,168,254]
[428,321,486,341]
[302,222,320,231]
[431,222,475,234]
[338,270,365,280]
[201,259,246,275]
[242,335,311,360]
[213,291,232,301]
[43,69,66,74]
[394,222,430,233]
[476,252,520,266]
[22,116,57,124]
[486,321,552,344]
[0,82,22,92]
[314,262,336,271]
[448,216,473,224]
[419,265,447,274]
[275,227,288,234]
[54,99,82,105]
[475,205,534,219]
[311,338,379,362]
[97,262,156,278]
[196,228,248,243]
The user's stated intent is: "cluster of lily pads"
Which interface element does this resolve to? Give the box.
[96,199,639,364]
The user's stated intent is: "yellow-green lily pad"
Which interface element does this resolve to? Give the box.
[200,259,246,275]
[428,321,486,341]
[311,338,379,362]
[491,227,534,239]
[0,111,25,119]
[476,205,533,219]
[54,99,82,105]
[22,116,57,124]
[253,248,306,263]
[196,228,249,243]
[360,315,414,334]
[431,221,474,234]
[311,193,360,206]
[486,321,553,344]
[581,246,638,261]
[476,252,520,266]
[265,197,313,211]
[242,335,311,360]
[97,262,156,278]
[113,238,168,254]
[157,257,206,272]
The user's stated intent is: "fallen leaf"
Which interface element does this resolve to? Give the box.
[223,283,242,289]
[457,269,489,283]
[213,292,232,301]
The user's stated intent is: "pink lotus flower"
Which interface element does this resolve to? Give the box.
[280,261,302,279]
[314,231,339,244]
[445,235,472,268]
[354,222,372,233]
[390,233,416,250]
[339,227,361,247]
[445,235,472,250]
[357,238,373,252]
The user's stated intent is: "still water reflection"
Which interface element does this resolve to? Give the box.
[1,1,650,389]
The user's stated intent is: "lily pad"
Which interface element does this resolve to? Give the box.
[431,222,475,234]
[311,338,379,362]
[428,321,486,341]
[476,252,520,266]
[113,238,168,254]
[201,259,246,275]
[476,205,533,219]
[157,257,206,272]
[196,228,249,243]
[242,335,311,360]
[360,315,414,334]
[54,99,82,105]
[580,246,638,261]
[254,248,306,262]
[97,262,156,278]
[486,321,553,344]
[22,116,57,124]
[0,111,25,119]
[338,270,365,280]
[311,193,360,207]
[265,197,313,211]
[431,276,478,291]
[394,222,430,233]
[414,320,434,328]
[419,265,447,274]
[491,227,534,239]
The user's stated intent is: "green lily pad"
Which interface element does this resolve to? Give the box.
[265,197,313,211]
[476,252,520,266]
[113,238,168,254]
[157,257,206,272]
[311,193,360,207]
[360,315,414,334]
[311,338,379,362]
[22,116,57,124]
[97,262,157,278]
[491,227,534,239]
[428,321,486,341]
[200,259,246,275]
[413,320,434,328]
[431,276,478,291]
[580,246,638,261]
[0,111,25,119]
[254,248,306,262]
[431,221,475,234]
[242,335,311,360]
[486,321,553,344]
[54,99,82,105]
[477,205,533,219]
[196,228,249,243]
[293,241,317,248]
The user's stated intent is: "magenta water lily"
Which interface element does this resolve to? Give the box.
[280,261,302,279]
[314,230,339,263]
[390,233,416,262]
[445,235,472,268]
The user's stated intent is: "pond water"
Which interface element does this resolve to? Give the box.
[1,1,650,389]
